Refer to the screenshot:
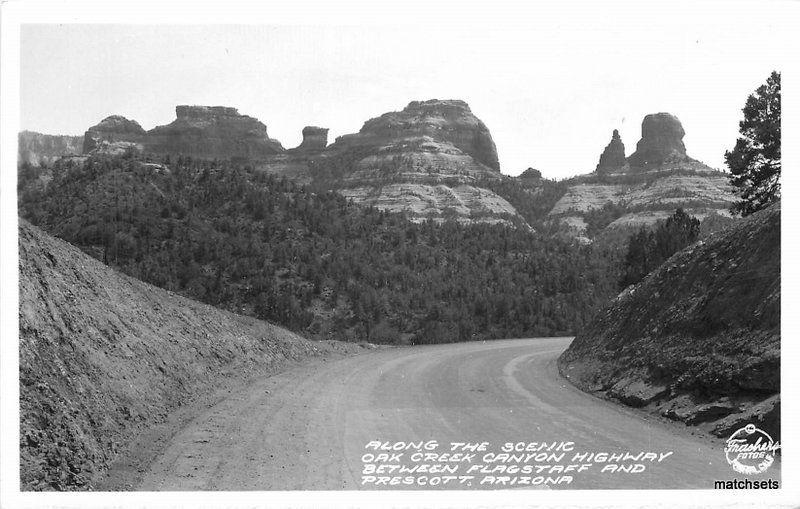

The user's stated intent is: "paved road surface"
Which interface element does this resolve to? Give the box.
[137,337,779,490]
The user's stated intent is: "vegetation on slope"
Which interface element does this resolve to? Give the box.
[558,204,780,439]
[19,219,361,490]
[19,154,623,345]
[618,208,700,289]
[478,175,569,229]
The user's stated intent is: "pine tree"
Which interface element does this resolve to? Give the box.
[619,208,700,289]
[726,71,781,216]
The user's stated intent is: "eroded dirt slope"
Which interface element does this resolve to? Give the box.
[18,219,361,490]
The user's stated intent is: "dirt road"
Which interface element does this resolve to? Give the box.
[135,337,779,490]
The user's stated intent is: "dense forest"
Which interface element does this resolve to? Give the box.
[19,154,626,344]
[618,208,701,289]
[478,175,569,229]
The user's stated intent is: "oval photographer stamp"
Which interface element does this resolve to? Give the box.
[724,424,780,475]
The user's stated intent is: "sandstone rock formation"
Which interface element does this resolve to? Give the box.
[83,116,146,153]
[292,126,328,152]
[329,99,500,173]
[338,184,518,224]
[303,99,516,224]
[627,113,688,170]
[18,131,83,166]
[82,106,285,160]
[558,203,780,439]
[71,100,518,225]
[595,129,626,174]
[549,174,736,228]
[549,113,735,235]
[145,106,285,159]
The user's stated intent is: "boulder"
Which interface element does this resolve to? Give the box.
[595,129,626,173]
[627,113,687,169]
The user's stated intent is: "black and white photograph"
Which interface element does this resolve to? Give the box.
[1,1,798,507]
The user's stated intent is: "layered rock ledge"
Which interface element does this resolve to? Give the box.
[310,99,515,223]
[83,106,285,160]
[549,112,734,234]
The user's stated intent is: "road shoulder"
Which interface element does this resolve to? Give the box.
[92,341,374,490]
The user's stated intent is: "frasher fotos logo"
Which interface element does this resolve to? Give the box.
[724,424,780,475]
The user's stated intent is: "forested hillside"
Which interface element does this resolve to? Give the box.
[478,175,569,229]
[19,153,622,344]
[559,204,780,439]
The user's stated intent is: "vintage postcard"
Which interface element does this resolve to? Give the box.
[1,1,798,508]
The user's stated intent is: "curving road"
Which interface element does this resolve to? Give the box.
[136,337,779,490]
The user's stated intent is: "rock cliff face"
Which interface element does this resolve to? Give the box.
[145,106,285,159]
[558,204,780,439]
[332,99,499,171]
[595,129,626,174]
[337,183,518,223]
[292,126,328,152]
[305,99,516,224]
[627,113,688,170]
[18,131,83,166]
[69,101,520,224]
[549,113,737,235]
[83,116,146,153]
[82,106,285,159]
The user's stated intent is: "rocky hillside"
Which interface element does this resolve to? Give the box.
[558,203,780,439]
[18,131,83,166]
[83,115,147,153]
[549,113,738,236]
[19,219,362,490]
[308,99,519,224]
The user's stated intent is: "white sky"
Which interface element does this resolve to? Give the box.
[19,5,789,178]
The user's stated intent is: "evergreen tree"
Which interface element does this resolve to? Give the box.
[726,71,781,215]
[619,208,700,289]
[19,152,624,344]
